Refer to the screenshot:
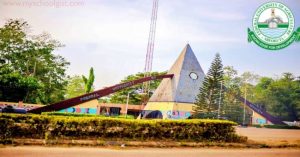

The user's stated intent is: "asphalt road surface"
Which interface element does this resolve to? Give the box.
[1,147,300,157]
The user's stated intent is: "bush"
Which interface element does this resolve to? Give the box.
[0,113,246,143]
[251,124,263,128]
[251,124,300,129]
[264,124,300,129]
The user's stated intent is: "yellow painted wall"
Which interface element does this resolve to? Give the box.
[75,99,99,108]
[173,102,195,112]
[144,102,194,119]
[59,99,99,114]
[144,102,174,111]
[252,111,272,125]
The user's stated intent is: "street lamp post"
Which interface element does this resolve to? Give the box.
[125,91,136,118]
[243,86,247,125]
[125,92,130,118]
[217,81,223,119]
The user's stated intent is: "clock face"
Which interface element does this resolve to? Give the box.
[189,72,198,80]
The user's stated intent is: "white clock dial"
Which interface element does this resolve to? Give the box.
[189,72,198,80]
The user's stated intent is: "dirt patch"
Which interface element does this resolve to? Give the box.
[236,127,300,145]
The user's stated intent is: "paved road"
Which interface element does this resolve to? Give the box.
[1,147,300,157]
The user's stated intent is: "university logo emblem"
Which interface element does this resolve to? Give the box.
[248,2,300,50]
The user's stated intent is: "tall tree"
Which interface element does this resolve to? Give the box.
[108,71,167,105]
[240,71,259,102]
[0,19,69,104]
[222,66,250,124]
[65,75,86,99]
[193,53,224,118]
[82,67,95,93]
[0,61,40,102]
[266,73,300,121]
[241,72,260,85]
[240,72,300,122]
[252,77,274,110]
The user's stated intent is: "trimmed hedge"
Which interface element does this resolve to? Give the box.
[252,124,300,129]
[0,113,246,143]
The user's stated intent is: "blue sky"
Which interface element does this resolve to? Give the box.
[0,0,299,88]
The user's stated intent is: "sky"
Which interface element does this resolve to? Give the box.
[0,0,299,88]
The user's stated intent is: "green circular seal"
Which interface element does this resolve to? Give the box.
[248,2,300,50]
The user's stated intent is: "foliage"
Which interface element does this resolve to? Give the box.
[255,73,300,121]
[82,67,95,93]
[65,75,86,99]
[252,124,300,129]
[251,77,274,111]
[225,71,300,122]
[263,124,300,129]
[0,64,40,101]
[222,66,247,124]
[193,63,267,124]
[221,68,300,123]
[268,73,300,121]
[241,73,300,121]
[108,71,167,105]
[0,113,246,143]
[239,71,260,106]
[240,71,259,85]
[0,19,69,104]
[194,53,224,118]
[191,53,299,123]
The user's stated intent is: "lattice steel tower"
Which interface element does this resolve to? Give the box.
[143,0,159,94]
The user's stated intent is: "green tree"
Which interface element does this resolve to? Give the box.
[252,77,274,110]
[222,66,244,123]
[193,53,224,118]
[0,19,69,104]
[239,72,260,124]
[266,73,300,121]
[241,72,259,85]
[65,75,86,99]
[82,67,95,93]
[0,61,40,101]
[244,72,300,122]
[108,71,167,105]
[240,71,259,102]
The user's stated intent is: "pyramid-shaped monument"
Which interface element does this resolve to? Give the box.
[143,44,205,119]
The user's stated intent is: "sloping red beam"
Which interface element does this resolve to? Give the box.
[28,74,174,114]
[223,87,284,125]
[237,97,285,125]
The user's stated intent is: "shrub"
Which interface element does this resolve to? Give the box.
[251,124,300,129]
[264,124,300,129]
[0,113,246,143]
